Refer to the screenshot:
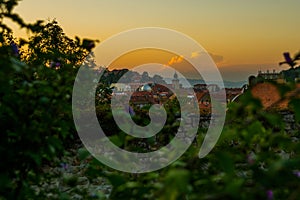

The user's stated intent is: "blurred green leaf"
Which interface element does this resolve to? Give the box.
[78,147,90,161]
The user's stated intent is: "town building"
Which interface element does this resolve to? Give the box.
[257,69,281,80]
[171,72,181,89]
[248,66,300,110]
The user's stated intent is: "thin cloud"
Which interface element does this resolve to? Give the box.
[210,53,224,63]
[191,51,201,58]
[166,55,184,66]
[190,51,224,63]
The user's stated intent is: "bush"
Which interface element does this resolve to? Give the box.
[0,1,96,198]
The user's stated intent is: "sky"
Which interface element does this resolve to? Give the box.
[8,0,300,81]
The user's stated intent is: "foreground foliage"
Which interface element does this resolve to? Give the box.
[1,1,299,199]
[1,1,96,198]
[84,89,300,200]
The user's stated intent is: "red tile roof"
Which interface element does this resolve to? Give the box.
[251,83,300,110]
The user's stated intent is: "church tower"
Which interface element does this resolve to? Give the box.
[172,72,180,89]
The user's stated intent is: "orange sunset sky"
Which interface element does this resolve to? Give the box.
[8,0,300,81]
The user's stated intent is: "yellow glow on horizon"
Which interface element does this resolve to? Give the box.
[8,0,300,81]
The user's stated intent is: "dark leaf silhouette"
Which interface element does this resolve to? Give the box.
[279,51,300,68]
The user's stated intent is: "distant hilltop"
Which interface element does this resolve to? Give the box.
[163,78,246,89]
[98,67,246,89]
[246,64,300,111]
[249,66,300,86]
[248,51,300,85]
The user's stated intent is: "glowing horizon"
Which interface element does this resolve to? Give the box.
[8,0,300,81]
